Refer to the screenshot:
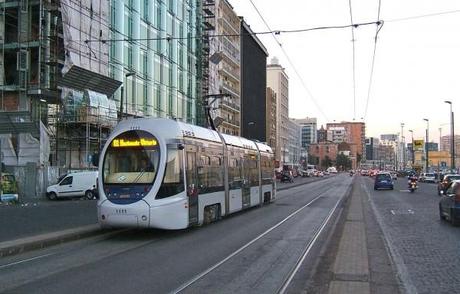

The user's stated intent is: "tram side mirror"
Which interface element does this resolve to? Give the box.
[91,153,100,167]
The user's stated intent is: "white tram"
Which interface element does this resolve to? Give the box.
[97,118,275,230]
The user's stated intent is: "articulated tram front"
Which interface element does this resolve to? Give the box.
[97,118,275,230]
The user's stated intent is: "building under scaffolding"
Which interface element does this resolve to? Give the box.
[0,0,120,197]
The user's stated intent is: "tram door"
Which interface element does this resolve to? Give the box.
[186,150,199,225]
[242,157,251,208]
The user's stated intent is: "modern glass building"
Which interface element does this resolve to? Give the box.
[109,0,200,123]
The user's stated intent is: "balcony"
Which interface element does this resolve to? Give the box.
[217,17,239,35]
[218,64,240,84]
[220,82,240,98]
[222,118,240,128]
[218,36,240,66]
[220,99,240,113]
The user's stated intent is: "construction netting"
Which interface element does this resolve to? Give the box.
[60,0,109,75]
[62,89,117,126]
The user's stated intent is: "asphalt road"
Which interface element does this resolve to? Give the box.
[0,174,350,294]
[0,175,325,243]
[361,176,460,294]
[0,199,98,242]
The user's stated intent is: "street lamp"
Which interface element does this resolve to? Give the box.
[409,129,414,167]
[247,121,255,140]
[401,122,405,170]
[445,100,455,171]
[423,118,429,172]
[119,71,136,121]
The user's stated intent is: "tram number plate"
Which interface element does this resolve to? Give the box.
[119,194,130,198]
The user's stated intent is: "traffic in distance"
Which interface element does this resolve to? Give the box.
[358,168,460,226]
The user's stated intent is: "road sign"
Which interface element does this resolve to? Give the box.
[413,140,424,151]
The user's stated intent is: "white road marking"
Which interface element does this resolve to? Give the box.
[391,210,396,215]
[0,253,56,270]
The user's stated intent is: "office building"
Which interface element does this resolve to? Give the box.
[291,117,317,148]
[267,57,289,166]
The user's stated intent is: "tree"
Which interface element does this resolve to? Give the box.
[321,156,332,168]
[308,156,319,165]
[336,153,352,170]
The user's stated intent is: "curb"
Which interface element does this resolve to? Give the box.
[0,224,105,258]
[277,175,333,192]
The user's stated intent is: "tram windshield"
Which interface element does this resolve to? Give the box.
[103,130,160,185]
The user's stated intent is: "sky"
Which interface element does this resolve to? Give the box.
[230,0,460,144]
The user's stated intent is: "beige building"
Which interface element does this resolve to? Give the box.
[267,57,289,166]
[266,87,277,155]
[205,0,241,136]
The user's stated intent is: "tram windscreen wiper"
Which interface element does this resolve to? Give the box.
[132,171,146,184]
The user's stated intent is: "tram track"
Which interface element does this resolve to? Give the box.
[0,176,351,294]
[173,178,350,294]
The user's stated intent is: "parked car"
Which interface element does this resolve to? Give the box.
[438,174,460,195]
[439,180,460,226]
[0,173,19,202]
[374,173,394,190]
[46,171,98,200]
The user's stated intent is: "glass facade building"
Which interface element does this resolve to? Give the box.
[109,0,200,123]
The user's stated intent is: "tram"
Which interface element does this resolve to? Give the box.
[97,118,275,230]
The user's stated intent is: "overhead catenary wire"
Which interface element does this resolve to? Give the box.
[348,0,357,120]
[386,9,460,23]
[363,0,384,121]
[82,21,382,44]
[248,0,330,121]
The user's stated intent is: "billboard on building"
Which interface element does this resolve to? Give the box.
[413,140,424,151]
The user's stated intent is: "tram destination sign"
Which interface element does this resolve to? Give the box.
[112,138,158,148]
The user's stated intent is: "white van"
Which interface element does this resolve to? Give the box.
[46,171,98,200]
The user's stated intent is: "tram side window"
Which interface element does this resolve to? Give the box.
[249,157,259,186]
[197,154,224,193]
[157,149,185,199]
[261,154,273,184]
[228,158,242,189]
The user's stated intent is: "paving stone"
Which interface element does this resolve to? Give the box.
[328,281,370,294]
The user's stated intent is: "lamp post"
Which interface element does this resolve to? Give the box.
[247,121,255,140]
[445,100,455,171]
[409,129,414,167]
[401,123,405,170]
[119,72,136,121]
[423,118,429,172]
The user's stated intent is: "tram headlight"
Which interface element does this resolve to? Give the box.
[141,215,147,221]
[101,214,106,220]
